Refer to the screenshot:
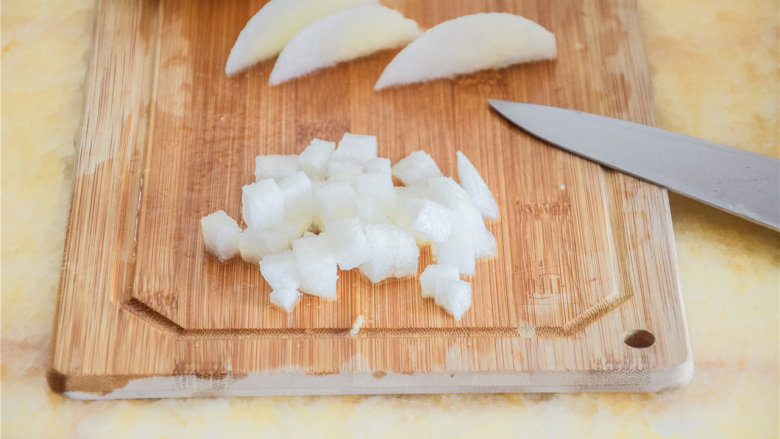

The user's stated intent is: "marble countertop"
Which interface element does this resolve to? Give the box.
[2,0,778,437]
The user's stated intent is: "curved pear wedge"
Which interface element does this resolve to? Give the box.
[456,151,499,219]
[375,13,556,90]
[269,5,421,85]
[225,0,378,76]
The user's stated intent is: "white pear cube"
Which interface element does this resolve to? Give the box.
[399,197,455,244]
[353,195,390,224]
[456,151,499,219]
[364,157,391,174]
[358,227,394,283]
[200,210,242,262]
[428,177,495,258]
[426,175,469,202]
[313,181,357,224]
[292,233,338,299]
[389,185,428,222]
[392,229,421,278]
[298,138,335,180]
[242,179,284,229]
[327,159,364,184]
[356,172,396,206]
[324,216,371,270]
[332,133,378,164]
[432,230,475,275]
[474,227,498,258]
[269,288,303,312]
[238,227,291,264]
[419,264,459,298]
[393,185,428,203]
[260,250,300,291]
[278,170,313,218]
[392,151,443,186]
[359,224,419,282]
[278,215,313,241]
[309,180,326,231]
[426,176,485,234]
[255,154,299,181]
[434,278,472,319]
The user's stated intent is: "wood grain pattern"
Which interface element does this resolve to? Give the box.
[48,0,692,398]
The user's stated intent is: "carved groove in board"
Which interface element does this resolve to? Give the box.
[123,291,632,339]
[110,0,163,307]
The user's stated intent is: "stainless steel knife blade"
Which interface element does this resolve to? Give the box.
[488,99,780,231]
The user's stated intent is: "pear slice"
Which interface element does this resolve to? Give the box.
[375,13,556,90]
[225,0,377,76]
[269,5,421,85]
[456,151,499,219]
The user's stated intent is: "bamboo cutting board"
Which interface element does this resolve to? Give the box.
[48,0,692,398]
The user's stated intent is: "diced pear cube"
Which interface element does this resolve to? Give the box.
[276,215,313,240]
[359,224,419,283]
[353,195,390,225]
[255,154,299,180]
[392,229,421,278]
[324,216,371,270]
[393,185,428,204]
[419,264,459,298]
[399,197,455,244]
[426,176,484,234]
[278,170,313,218]
[313,181,357,224]
[260,250,300,291]
[332,133,378,164]
[392,150,442,186]
[389,185,427,223]
[356,172,396,207]
[426,176,469,203]
[292,233,338,299]
[434,278,472,319]
[432,230,475,275]
[310,180,326,231]
[238,227,291,264]
[298,138,335,180]
[364,157,391,174]
[474,227,498,258]
[242,179,284,229]
[359,225,394,283]
[269,288,302,311]
[200,210,241,262]
[327,159,364,184]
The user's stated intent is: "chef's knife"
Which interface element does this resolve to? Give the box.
[489,99,780,231]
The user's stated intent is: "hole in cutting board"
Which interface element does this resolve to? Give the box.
[623,329,655,349]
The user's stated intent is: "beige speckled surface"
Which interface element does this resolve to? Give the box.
[2,0,778,437]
